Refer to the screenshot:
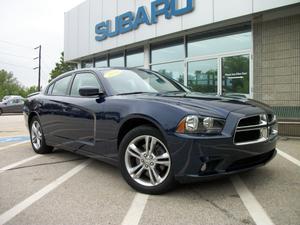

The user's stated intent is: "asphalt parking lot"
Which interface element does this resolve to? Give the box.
[0,115,299,225]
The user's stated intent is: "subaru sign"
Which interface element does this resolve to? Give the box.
[95,0,194,42]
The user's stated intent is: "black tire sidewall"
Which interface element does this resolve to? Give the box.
[119,125,175,194]
[30,116,52,154]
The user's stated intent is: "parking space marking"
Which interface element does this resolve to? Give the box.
[277,148,300,167]
[231,175,274,225]
[121,193,149,225]
[0,136,29,143]
[0,158,92,225]
[0,155,41,174]
[0,141,29,152]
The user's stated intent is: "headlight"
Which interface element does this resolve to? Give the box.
[176,115,225,134]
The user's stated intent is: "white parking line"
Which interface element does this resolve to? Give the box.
[0,141,30,152]
[0,158,92,225]
[231,175,274,225]
[121,193,149,225]
[277,149,300,167]
[0,155,42,174]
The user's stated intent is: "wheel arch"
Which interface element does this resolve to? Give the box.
[117,115,167,149]
[28,111,39,126]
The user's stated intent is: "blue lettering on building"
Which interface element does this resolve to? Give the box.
[95,0,194,42]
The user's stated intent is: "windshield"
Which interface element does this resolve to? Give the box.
[102,69,189,95]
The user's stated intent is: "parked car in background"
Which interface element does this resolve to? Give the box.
[0,96,25,115]
[24,68,278,194]
[1,95,23,102]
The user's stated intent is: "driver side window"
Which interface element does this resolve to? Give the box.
[70,73,101,97]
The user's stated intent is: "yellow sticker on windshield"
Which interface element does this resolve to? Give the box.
[104,70,122,78]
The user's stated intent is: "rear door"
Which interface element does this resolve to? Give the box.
[39,74,74,149]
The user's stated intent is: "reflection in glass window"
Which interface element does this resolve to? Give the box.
[188,32,251,57]
[70,73,100,96]
[126,49,144,67]
[222,54,249,96]
[95,57,107,67]
[188,59,218,94]
[52,75,72,96]
[151,39,184,64]
[152,62,184,84]
[81,60,93,68]
[110,53,124,67]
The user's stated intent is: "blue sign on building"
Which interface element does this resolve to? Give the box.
[95,0,194,42]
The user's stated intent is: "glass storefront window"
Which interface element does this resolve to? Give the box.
[152,62,184,84]
[95,57,107,67]
[151,39,184,64]
[188,59,218,94]
[188,32,251,57]
[126,48,144,68]
[81,60,93,68]
[109,53,124,67]
[222,54,249,96]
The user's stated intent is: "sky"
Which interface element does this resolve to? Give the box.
[0,0,84,88]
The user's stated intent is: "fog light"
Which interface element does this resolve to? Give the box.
[200,163,207,172]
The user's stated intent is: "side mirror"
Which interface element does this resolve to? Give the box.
[79,87,104,97]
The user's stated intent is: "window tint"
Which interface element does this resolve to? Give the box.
[151,39,184,64]
[126,48,144,67]
[188,32,251,57]
[70,73,101,96]
[52,75,72,96]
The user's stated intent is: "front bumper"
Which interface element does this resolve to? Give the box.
[166,107,278,183]
[167,134,277,183]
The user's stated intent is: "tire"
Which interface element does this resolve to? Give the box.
[119,125,176,194]
[30,116,53,154]
[0,109,2,116]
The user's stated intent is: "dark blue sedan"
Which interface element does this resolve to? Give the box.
[24,68,278,194]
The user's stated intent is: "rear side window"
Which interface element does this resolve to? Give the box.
[52,75,72,96]
[70,73,101,96]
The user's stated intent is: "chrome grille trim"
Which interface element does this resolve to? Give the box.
[234,114,277,145]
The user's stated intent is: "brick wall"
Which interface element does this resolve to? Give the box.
[253,14,300,136]
[253,14,300,107]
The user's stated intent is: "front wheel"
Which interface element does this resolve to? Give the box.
[30,116,53,154]
[119,126,175,194]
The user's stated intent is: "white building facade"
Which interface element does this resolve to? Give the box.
[64,0,300,136]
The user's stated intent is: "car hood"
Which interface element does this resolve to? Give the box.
[134,92,272,118]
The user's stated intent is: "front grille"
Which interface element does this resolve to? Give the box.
[234,130,261,143]
[238,115,260,127]
[234,114,277,145]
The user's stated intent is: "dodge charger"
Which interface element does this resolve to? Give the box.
[23,68,278,194]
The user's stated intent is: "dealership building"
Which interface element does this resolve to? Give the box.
[64,0,300,136]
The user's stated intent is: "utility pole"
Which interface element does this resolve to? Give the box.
[33,45,41,91]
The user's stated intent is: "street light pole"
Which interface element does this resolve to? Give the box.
[34,45,41,91]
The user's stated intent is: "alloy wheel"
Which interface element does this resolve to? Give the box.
[124,135,171,187]
[31,121,42,149]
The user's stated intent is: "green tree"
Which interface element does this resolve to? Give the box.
[49,52,76,81]
[0,69,39,100]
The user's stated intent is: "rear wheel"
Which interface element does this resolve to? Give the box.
[119,125,175,194]
[30,116,53,154]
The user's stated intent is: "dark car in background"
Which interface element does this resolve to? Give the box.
[23,68,278,194]
[0,96,25,115]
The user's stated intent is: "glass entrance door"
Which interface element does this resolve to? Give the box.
[187,59,218,95]
[222,54,250,97]
[187,53,251,97]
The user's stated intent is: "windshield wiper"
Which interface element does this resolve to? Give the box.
[117,92,156,96]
